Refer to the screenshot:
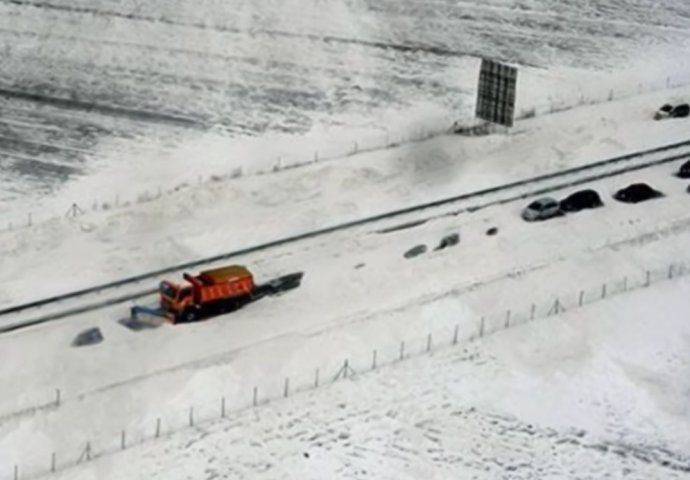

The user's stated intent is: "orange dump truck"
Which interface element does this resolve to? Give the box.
[128,265,304,325]
[158,265,256,323]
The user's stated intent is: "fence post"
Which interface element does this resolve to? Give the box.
[78,442,92,463]
[343,359,350,379]
[578,290,584,307]
[13,464,18,480]
[189,407,194,427]
[55,388,61,407]
[253,386,258,407]
[399,341,405,360]
[27,213,32,227]
[668,264,674,279]
[314,368,320,388]
[504,310,511,328]
[284,378,290,398]
[645,270,651,287]
[550,299,562,316]
[453,325,459,345]
[426,333,432,352]
[479,317,485,337]
[51,452,56,472]
[530,304,536,321]
[622,276,628,292]
[221,397,226,418]
[352,141,358,154]
[372,349,377,370]
[314,150,318,162]
[601,283,607,299]
[121,430,126,450]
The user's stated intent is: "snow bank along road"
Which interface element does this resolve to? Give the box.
[2,137,690,334]
[2,149,690,472]
[3,0,690,232]
[47,279,690,480]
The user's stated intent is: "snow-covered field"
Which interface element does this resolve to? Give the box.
[14,271,690,479]
[2,1,690,478]
[3,0,690,223]
[2,111,690,476]
[57,277,690,479]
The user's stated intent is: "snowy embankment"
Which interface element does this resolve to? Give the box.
[1,81,690,480]
[3,0,690,239]
[2,84,690,307]
[1,138,690,476]
[46,276,690,480]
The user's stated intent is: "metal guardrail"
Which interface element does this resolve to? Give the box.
[1,137,690,333]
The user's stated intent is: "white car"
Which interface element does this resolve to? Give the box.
[521,197,561,221]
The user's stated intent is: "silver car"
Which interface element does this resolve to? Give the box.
[521,197,561,221]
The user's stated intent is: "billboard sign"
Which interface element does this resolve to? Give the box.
[475,59,518,127]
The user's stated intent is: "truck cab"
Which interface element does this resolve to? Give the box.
[159,281,193,319]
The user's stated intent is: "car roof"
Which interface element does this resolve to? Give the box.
[568,189,597,196]
[530,197,557,206]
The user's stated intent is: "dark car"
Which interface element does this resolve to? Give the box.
[677,159,690,179]
[559,189,603,212]
[613,183,663,203]
[671,104,690,118]
[655,103,690,120]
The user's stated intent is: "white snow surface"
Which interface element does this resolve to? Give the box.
[1,5,690,476]
[1,93,690,476]
[3,84,690,307]
[3,0,690,226]
[42,277,690,479]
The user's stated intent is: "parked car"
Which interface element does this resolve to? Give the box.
[613,183,663,203]
[672,104,690,118]
[654,103,690,120]
[676,159,690,179]
[521,197,561,221]
[559,189,604,212]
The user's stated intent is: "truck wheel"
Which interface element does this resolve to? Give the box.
[183,309,197,322]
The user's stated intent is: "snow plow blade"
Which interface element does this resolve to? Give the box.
[119,305,170,331]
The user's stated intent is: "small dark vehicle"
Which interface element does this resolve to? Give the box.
[559,189,603,212]
[676,159,690,179]
[654,103,690,120]
[671,104,690,118]
[613,183,663,203]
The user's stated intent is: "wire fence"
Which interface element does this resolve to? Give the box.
[516,74,690,120]
[4,258,689,480]
[4,72,690,235]
[0,123,444,235]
